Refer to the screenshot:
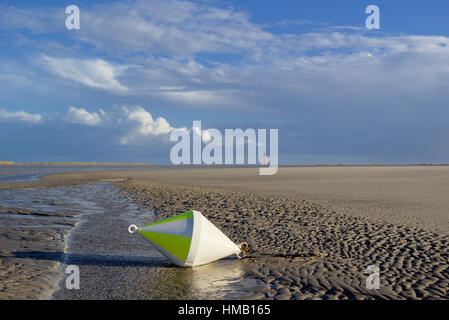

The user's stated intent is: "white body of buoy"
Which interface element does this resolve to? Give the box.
[128,210,242,267]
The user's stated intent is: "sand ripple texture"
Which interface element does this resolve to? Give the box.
[0,187,84,300]
[121,181,449,300]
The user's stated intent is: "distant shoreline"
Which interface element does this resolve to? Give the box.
[1,162,449,167]
[0,162,150,166]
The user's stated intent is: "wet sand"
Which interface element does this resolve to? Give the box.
[0,218,68,299]
[0,182,263,300]
[54,183,262,300]
[1,166,449,299]
[0,189,82,300]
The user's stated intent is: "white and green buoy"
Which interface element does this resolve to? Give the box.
[128,210,248,267]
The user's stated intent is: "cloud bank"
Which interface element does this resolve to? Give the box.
[0,108,42,124]
[1,1,449,163]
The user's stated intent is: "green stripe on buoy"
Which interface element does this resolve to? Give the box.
[139,230,192,262]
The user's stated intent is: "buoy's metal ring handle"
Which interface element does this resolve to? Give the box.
[239,242,249,251]
[238,242,249,258]
[128,224,139,234]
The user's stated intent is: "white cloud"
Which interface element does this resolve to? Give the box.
[42,56,128,93]
[64,106,103,126]
[8,2,449,113]
[78,0,272,56]
[119,106,186,145]
[0,108,42,124]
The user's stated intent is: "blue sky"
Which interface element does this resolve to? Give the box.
[1,0,449,164]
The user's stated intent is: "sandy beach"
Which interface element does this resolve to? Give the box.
[1,166,449,300]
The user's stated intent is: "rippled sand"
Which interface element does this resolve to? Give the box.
[120,178,449,300]
[2,166,449,300]
[0,189,82,300]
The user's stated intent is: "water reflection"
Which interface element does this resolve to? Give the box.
[0,164,156,183]
[187,259,249,299]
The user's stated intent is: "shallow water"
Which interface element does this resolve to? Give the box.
[0,182,262,299]
[0,164,154,183]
